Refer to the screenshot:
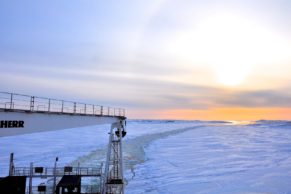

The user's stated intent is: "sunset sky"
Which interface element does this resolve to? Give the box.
[1,0,291,120]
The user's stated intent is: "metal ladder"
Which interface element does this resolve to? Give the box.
[103,121,126,194]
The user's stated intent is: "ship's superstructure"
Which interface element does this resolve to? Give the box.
[0,92,127,194]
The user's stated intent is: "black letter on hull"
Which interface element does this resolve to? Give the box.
[19,121,24,128]
[0,121,24,128]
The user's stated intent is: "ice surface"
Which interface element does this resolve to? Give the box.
[0,120,201,175]
[1,120,291,194]
[126,123,291,194]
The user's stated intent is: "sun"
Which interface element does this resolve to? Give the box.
[214,60,251,86]
[167,12,289,87]
[199,13,258,86]
[167,13,259,86]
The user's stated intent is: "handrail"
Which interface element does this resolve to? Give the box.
[26,185,101,194]
[13,166,102,177]
[0,92,125,117]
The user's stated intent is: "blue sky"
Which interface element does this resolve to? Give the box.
[1,1,291,119]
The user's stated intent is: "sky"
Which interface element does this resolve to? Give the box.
[0,0,291,120]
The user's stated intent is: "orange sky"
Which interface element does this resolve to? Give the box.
[128,108,291,121]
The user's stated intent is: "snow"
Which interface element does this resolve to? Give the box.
[1,120,291,193]
[0,120,201,175]
[126,122,291,194]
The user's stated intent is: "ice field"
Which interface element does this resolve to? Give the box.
[1,120,291,193]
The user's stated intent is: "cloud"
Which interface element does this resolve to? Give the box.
[217,90,291,108]
[3,58,291,112]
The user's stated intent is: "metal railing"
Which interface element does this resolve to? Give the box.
[26,184,101,194]
[13,166,102,177]
[0,92,125,117]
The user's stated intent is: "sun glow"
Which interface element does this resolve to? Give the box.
[168,12,291,87]
[200,14,259,86]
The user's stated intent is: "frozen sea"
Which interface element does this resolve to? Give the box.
[1,120,291,194]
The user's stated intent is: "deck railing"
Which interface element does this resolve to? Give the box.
[0,92,125,117]
[13,166,102,177]
[26,184,101,194]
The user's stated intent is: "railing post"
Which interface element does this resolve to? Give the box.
[101,106,103,116]
[53,157,58,194]
[78,162,80,175]
[30,96,35,111]
[9,153,14,176]
[61,100,64,113]
[29,162,33,194]
[108,107,110,116]
[84,104,86,114]
[93,105,95,115]
[48,99,51,112]
[74,102,76,114]
[10,93,13,109]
